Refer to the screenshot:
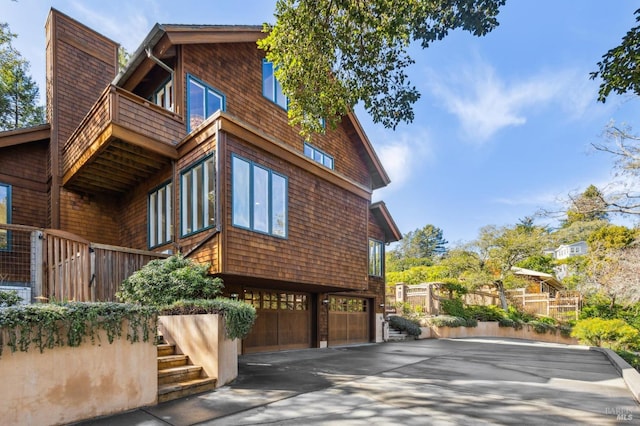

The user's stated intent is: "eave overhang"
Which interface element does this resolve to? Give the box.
[0,124,50,149]
[370,201,402,243]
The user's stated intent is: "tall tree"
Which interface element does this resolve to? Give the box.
[564,184,609,226]
[394,224,448,261]
[259,0,505,137]
[0,22,44,130]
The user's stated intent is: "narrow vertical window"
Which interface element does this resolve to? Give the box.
[148,182,172,248]
[369,239,384,277]
[181,155,216,236]
[232,154,288,238]
[0,183,10,250]
[262,59,288,109]
[154,78,173,111]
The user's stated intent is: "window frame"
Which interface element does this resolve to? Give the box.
[180,154,217,238]
[303,142,334,170]
[232,154,288,239]
[186,74,226,133]
[0,183,10,252]
[148,181,173,249]
[368,238,384,277]
[262,59,288,110]
[153,77,174,112]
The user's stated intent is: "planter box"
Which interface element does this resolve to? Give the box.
[423,321,579,345]
[0,325,157,425]
[158,314,238,387]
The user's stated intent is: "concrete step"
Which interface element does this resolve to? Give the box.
[158,365,204,385]
[158,354,188,370]
[158,377,217,403]
[157,343,175,357]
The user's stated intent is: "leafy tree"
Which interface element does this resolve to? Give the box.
[393,224,448,262]
[118,46,130,72]
[0,22,44,130]
[564,185,609,226]
[259,0,506,137]
[591,8,640,102]
[515,254,555,275]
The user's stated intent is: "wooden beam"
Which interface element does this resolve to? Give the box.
[111,124,179,159]
[62,125,114,186]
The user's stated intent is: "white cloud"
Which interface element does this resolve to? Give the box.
[424,60,599,144]
[372,129,434,198]
[69,1,156,51]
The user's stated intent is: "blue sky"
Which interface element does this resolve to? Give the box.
[4,1,639,245]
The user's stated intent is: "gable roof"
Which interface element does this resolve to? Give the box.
[0,124,50,149]
[511,267,563,290]
[370,201,402,243]
[114,24,391,190]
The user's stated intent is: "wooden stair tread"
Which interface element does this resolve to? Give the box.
[158,377,217,394]
[158,365,202,376]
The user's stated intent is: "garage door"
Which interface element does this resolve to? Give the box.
[328,296,370,346]
[243,290,311,353]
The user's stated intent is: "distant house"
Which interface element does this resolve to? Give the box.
[511,267,564,297]
[553,241,588,260]
[0,9,401,353]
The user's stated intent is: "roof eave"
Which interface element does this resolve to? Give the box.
[371,201,402,243]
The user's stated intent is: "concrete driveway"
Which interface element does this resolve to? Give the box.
[85,338,640,425]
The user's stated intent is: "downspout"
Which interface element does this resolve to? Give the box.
[146,47,173,76]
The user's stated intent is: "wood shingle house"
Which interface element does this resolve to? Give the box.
[0,9,401,353]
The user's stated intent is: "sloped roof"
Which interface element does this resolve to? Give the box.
[0,124,50,148]
[370,201,402,243]
[113,24,390,190]
[511,267,563,290]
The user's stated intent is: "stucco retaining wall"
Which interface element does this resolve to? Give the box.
[0,326,157,426]
[159,314,238,387]
[422,321,579,345]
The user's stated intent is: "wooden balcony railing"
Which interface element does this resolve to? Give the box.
[62,85,184,194]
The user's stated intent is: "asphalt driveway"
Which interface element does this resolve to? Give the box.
[85,338,640,425]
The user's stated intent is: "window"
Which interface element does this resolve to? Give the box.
[232,155,287,238]
[181,155,216,236]
[0,184,10,250]
[262,59,287,109]
[148,182,172,248]
[369,239,384,277]
[187,75,225,132]
[304,142,334,169]
[153,78,173,111]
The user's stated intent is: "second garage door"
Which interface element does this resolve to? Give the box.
[328,296,370,346]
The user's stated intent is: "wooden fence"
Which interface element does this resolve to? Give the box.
[507,289,582,321]
[0,224,168,302]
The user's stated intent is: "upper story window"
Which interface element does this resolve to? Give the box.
[262,59,288,110]
[304,142,334,170]
[0,183,10,250]
[153,78,173,112]
[148,182,172,249]
[181,155,216,237]
[232,154,288,238]
[187,74,225,132]
[369,239,384,277]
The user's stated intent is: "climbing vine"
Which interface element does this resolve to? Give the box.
[0,302,157,356]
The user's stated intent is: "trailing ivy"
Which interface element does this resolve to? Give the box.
[159,298,257,340]
[0,302,157,356]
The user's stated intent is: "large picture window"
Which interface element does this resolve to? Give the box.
[181,155,216,237]
[148,182,172,248]
[187,75,225,132]
[232,155,287,238]
[262,59,287,110]
[369,239,384,277]
[0,183,10,250]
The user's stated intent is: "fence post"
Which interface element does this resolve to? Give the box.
[395,283,406,304]
[30,230,44,303]
[90,247,96,302]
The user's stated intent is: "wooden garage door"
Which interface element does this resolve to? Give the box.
[243,290,311,353]
[329,296,370,346]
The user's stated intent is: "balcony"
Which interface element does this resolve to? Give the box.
[62,85,185,194]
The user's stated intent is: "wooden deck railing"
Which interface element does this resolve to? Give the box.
[0,224,168,302]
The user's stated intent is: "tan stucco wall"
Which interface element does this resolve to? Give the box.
[0,328,157,425]
[159,314,238,387]
[423,321,579,345]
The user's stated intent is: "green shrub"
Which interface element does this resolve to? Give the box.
[528,320,555,334]
[117,254,223,306]
[498,318,515,328]
[388,315,421,337]
[465,317,478,327]
[0,290,22,307]
[428,315,468,328]
[558,324,572,338]
[617,350,640,372]
[571,318,640,351]
[506,306,535,323]
[440,299,466,318]
[465,305,506,322]
[535,316,557,326]
[0,302,157,356]
[159,298,257,340]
